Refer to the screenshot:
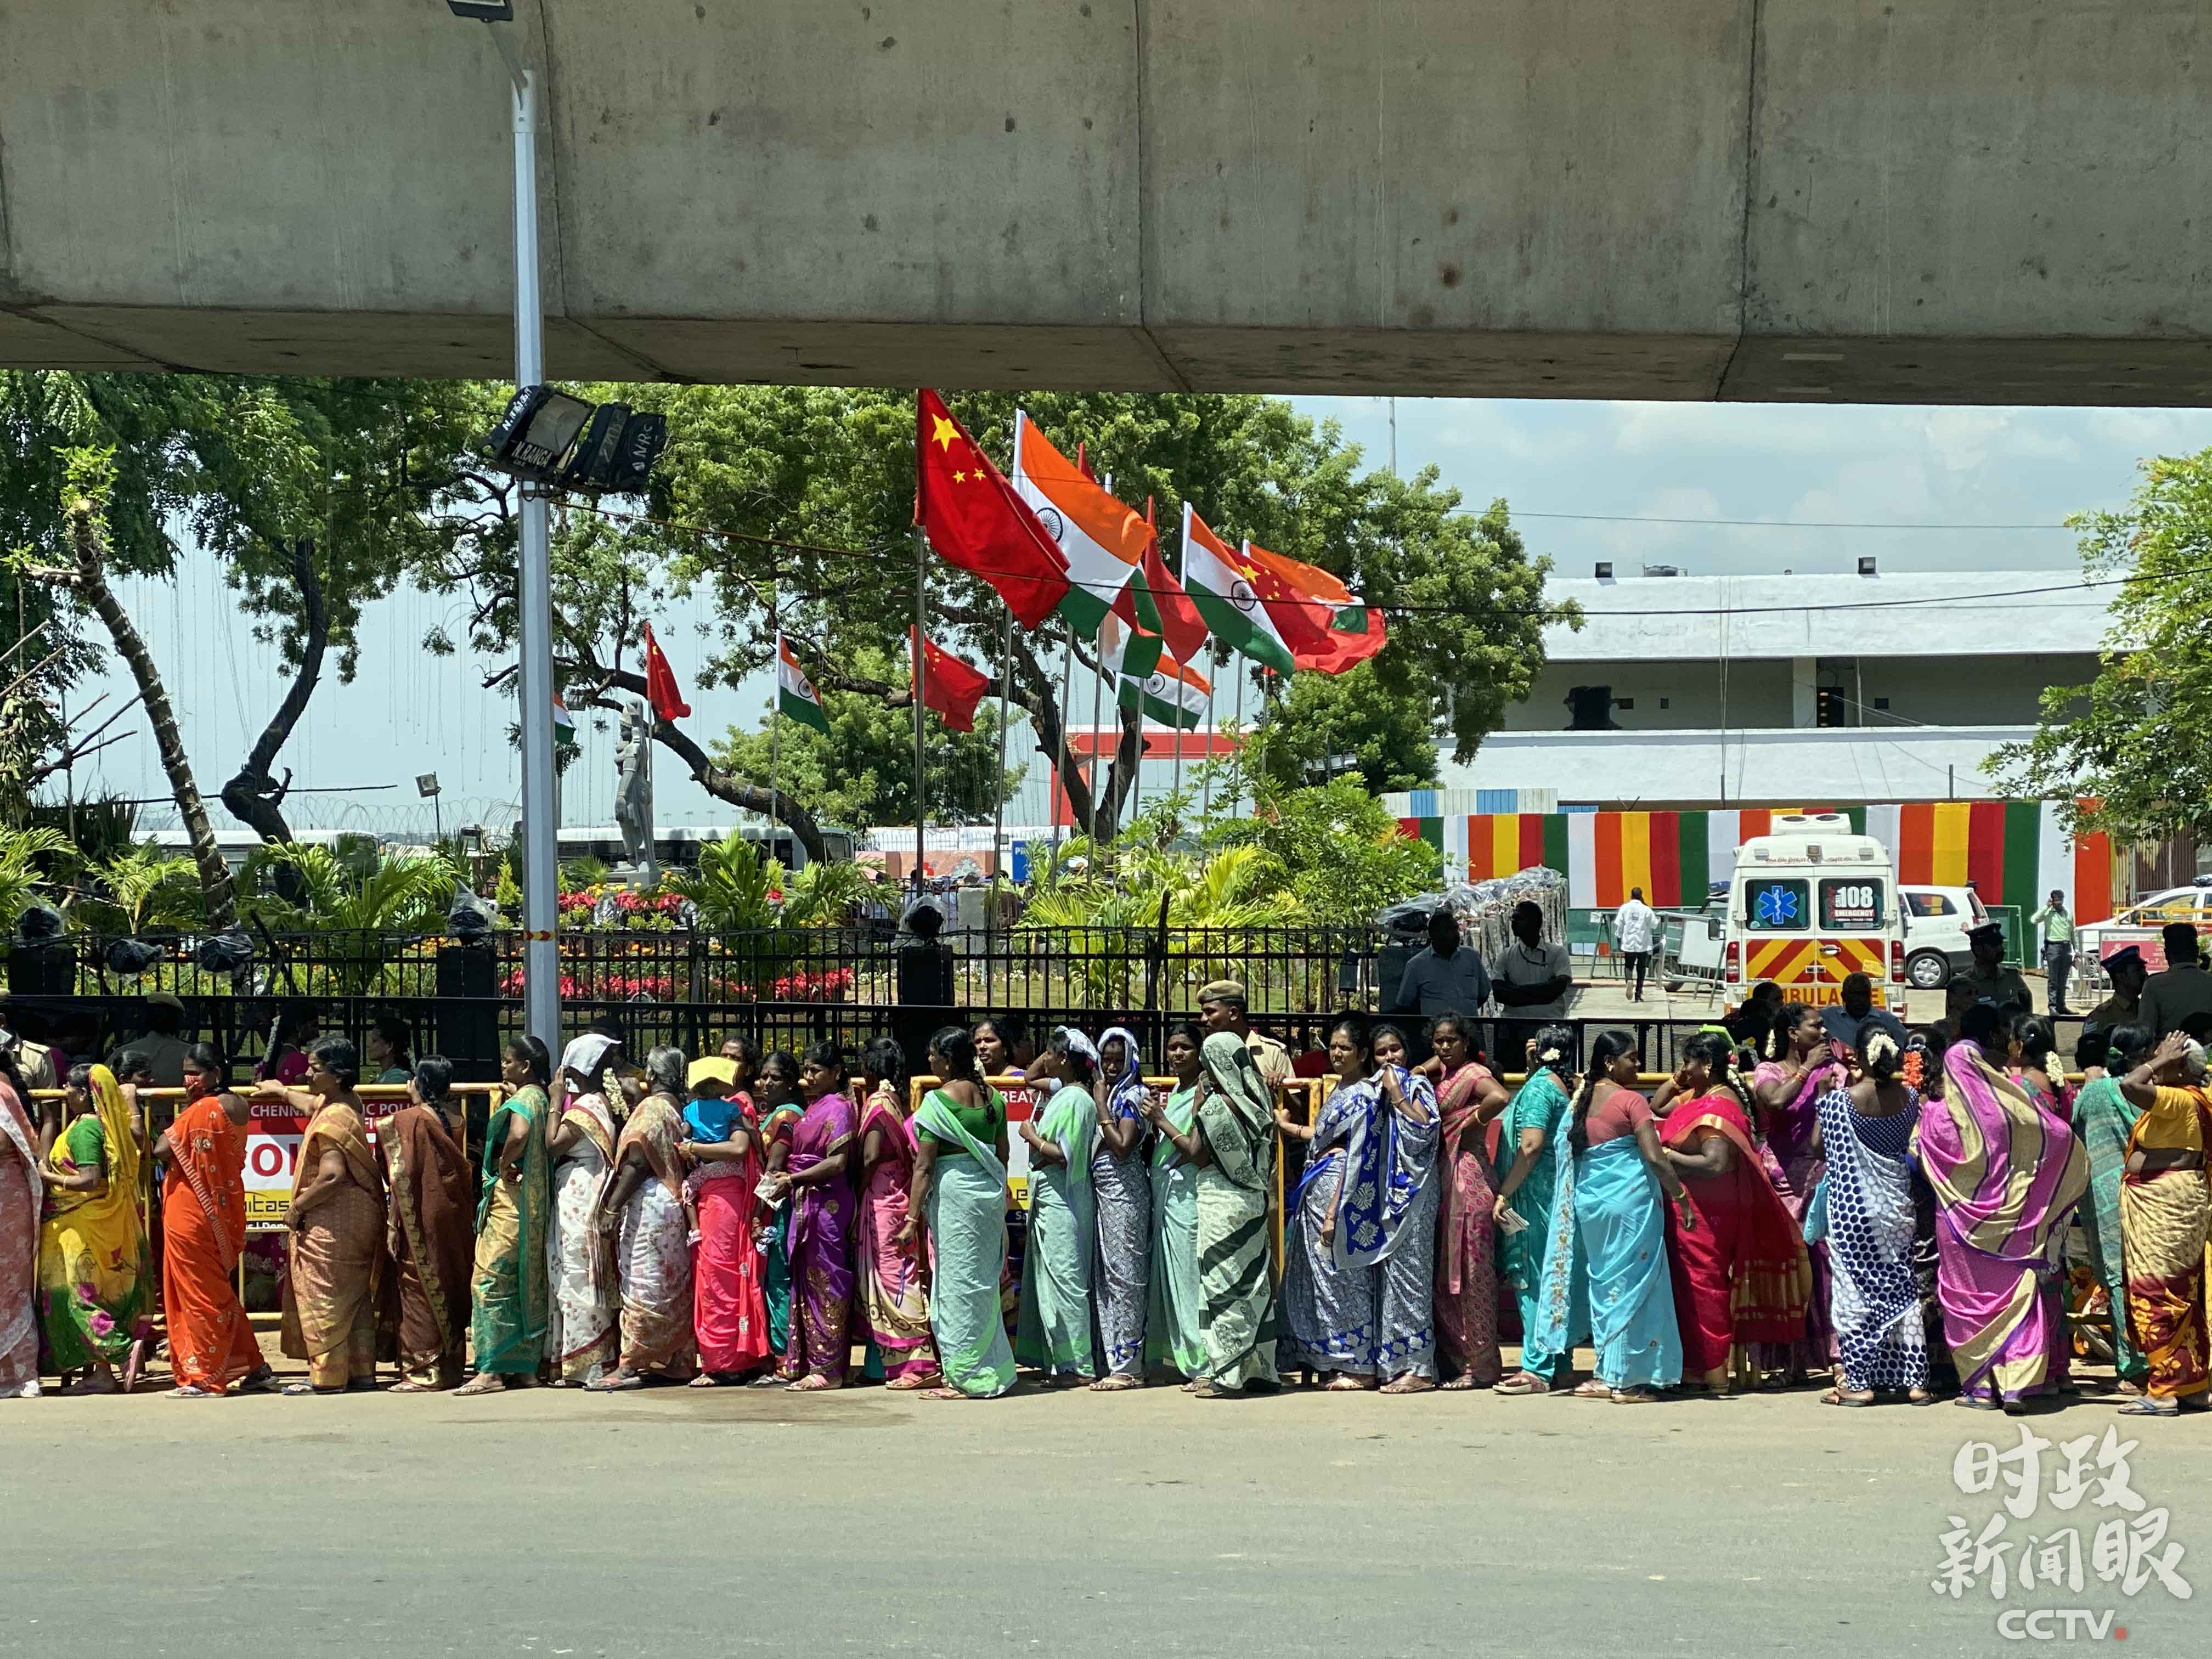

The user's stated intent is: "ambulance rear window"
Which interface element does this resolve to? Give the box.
[1822,878,1886,930]
[1745,878,1810,932]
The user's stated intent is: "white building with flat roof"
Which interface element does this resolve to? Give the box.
[1442,566,2114,807]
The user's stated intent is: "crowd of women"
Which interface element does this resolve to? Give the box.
[0,983,2205,1414]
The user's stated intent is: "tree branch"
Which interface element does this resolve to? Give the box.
[62,501,235,927]
[221,535,328,850]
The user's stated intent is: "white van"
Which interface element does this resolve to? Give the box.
[1723,814,1905,1007]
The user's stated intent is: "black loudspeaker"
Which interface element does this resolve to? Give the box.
[7,945,74,997]
[435,943,499,1079]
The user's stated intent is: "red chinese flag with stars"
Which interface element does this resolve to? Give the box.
[641,622,692,721]
[910,627,994,733]
[915,389,1071,628]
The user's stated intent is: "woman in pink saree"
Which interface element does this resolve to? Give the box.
[855,1038,938,1388]
[763,1041,859,1391]
[0,1049,40,1398]
[1920,1005,2089,1409]
[1427,1014,1510,1388]
[1751,1003,1843,1382]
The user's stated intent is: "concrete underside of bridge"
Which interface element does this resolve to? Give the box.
[5,1,2210,403]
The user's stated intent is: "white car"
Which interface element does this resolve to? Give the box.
[1901,884,1991,990]
[2072,881,2212,989]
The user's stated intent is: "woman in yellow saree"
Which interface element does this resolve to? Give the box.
[37,1063,154,1393]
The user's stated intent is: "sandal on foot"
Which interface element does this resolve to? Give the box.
[785,1375,837,1392]
[1821,1387,1877,1407]
[1380,1375,1436,1395]
[2118,1397,2180,1417]
[1324,1375,1374,1392]
[1612,1387,1661,1404]
[279,1383,340,1397]
[920,1386,969,1401]
[166,1384,216,1398]
[1570,1380,1613,1400]
[1494,1373,1551,1396]
[1088,1375,1143,1392]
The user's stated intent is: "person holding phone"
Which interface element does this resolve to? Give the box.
[1751,1003,1846,1386]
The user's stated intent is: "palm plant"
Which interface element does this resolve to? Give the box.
[0,826,73,930]
[242,843,459,995]
[667,830,786,933]
[1019,843,1294,1007]
[90,843,205,933]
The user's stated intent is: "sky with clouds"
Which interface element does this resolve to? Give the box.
[61,398,2212,838]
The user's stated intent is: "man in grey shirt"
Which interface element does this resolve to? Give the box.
[1491,901,1572,1018]
[1389,910,1492,1021]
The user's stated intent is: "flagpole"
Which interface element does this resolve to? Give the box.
[1198,661,1216,821]
[1087,633,1104,842]
[1232,657,1245,820]
[1062,628,1079,849]
[913,529,928,892]
[768,633,781,857]
[992,605,1012,885]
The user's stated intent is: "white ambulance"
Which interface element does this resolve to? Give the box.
[1722,814,1905,1008]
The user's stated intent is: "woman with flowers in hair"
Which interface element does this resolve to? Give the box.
[1492,1026,1582,1392]
[1811,1024,1929,1404]
[1655,1032,1810,1396]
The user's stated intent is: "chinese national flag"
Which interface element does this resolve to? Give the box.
[641,622,692,721]
[915,389,1071,628]
[911,627,994,733]
[1240,542,1387,674]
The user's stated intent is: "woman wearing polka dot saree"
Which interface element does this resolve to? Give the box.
[1813,1026,1930,1404]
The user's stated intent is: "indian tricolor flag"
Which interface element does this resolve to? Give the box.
[1120,650,1212,731]
[1011,411,1148,637]
[552,692,578,749]
[776,636,831,735]
[1179,503,1295,675]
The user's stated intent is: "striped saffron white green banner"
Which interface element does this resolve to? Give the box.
[1393,800,2113,922]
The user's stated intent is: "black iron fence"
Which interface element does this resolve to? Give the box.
[4,923,2085,1081]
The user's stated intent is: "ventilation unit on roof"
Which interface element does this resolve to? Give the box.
[1641,565,1683,577]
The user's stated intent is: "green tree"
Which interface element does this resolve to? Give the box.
[1206,778,1441,926]
[1245,658,1439,793]
[0,371,506,868]
[458,387,1566,852]
[711,649,1024,833]
[1988,449,2212,843]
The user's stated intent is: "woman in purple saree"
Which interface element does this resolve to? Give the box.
[764,1041,858,1391]
[1751,1003,1843,1382]
[1919,1005,2088,1409]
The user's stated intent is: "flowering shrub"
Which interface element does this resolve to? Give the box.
[555,883,692,932]
[710,967,854,1003]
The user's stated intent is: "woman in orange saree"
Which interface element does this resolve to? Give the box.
[1657,1032,1813,1395]
[381,1058,476,1392]
[0,1049,41,1397]
[261,1037,390,1395]
[156,1045,273,1397]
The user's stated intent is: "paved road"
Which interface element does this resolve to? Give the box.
[6,1376,2204,1658]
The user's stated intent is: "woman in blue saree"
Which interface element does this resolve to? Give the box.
[1278,1020,1441,1391]
[903,1025,1017,1400]
[1503,1030,1695,1401]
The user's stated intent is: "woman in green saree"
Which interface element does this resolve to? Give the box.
[1492,1024,1584,1392]
[2072,1024,2150,1392]
[1140,1022,1210,1385]
[1014,1028,1100,1381]
[1190,1030,1279,1397]
[901,1025,1016,1399]
[456,1036,552,1395]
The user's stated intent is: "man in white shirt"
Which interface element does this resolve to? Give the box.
[1612,887,1660,1002]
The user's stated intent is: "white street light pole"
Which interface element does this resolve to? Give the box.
[481,17,560,1053]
